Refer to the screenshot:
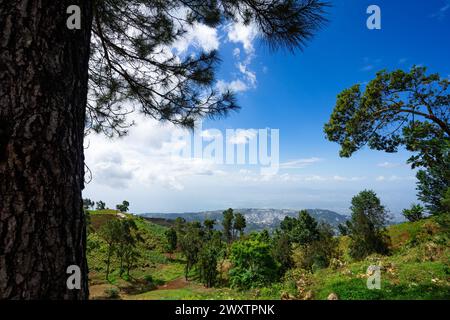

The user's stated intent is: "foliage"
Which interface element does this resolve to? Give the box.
[416,145,450,214]
[83,198,95,210]
[179,222,204,280]
[197,232,224,288]
[229,236,279,289]
[347,190,390,260]
[98,219,122,280]
[88,0,328,137]
[116,200,130,213]
[402,204,425,222]
[280,210,320,245]
[222,208,234,243]
[324,66,450,212]
[324,66,449,159]
[165,228,178,254]
[233,213,247,239]
[96,200,106,210]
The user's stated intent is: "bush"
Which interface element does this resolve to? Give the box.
[104,287,120,299]
[402,204,425,222]
[229,238,279,289]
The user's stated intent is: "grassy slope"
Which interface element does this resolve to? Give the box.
[87,210,449,300]
[293,216,450,300]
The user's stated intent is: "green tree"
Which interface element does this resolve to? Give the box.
[441,187,450,213]
[179,222,203,280]
[337,222,349,236]
[165,228,178,254]
[402,204,425,222]
[324,66,449,213]
[116,200,130,213]
[222,208,235,243]
[305,222,339,271]
[347,190,390,260]
[197,232,224,288]
[99,219,122,280]
[233,213,247,239]
[271,233,293,274]
[96,200,106,211]
[229,238,279,289]
[83,198,95,210]
[280,210,320,245]
[416,146,450,214]
[1,0,328,299]
[115,219,139,277]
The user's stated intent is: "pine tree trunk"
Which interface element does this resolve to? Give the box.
[0,1,93,299]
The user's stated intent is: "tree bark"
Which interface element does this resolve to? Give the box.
[0,1,93,299]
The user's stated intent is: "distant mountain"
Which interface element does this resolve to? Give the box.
[140,208,348,232]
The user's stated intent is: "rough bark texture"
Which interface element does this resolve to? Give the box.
[0,1,93,299]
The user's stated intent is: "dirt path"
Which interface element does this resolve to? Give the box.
[157,277,190,290]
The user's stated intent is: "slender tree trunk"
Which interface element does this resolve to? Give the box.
[0,1,93,299]
[106,246,112,281]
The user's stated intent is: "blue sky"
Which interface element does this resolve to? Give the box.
[83,0,450,217]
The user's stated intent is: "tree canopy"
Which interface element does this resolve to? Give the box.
[324,66,449,167]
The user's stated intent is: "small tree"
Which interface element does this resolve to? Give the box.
[271,233,293,274]
[347,190,390,260]
[165,228,178,254]
[96,200,106,211]
[222,208,234,243]
[233,213,247,239]
[402,204,425,222]
[116,200,130,213]
[280,210,320,245]
[229,237,279,289]
[115,219,139,277]
[197,232,224,288]
[83,198,95,210]
[99,219,121,280]
[179,222,203,280]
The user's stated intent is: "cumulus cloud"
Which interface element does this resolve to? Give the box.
[173,22,219,54]
[226,21,259,54]
[85,115,223,191]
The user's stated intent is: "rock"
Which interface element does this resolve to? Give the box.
[327,292,339,300]
[303,290,313,300]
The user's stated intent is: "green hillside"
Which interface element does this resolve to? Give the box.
[86,210,449,300]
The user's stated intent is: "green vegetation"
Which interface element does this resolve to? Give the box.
[87,206,449,300]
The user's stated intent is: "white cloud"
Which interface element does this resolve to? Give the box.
[377,161,401,168]
[333,175,365,182]
[238,63,257,87]
[226,21,258,54]
[376,175,415,182]
[85,115,223,191]
[216,79,249,93]
[173,22,219,54]
[280,157,323,169]
[228,129,257,144]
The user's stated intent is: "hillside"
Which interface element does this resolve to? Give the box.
[86,210,449,300]
[141,208,348,232]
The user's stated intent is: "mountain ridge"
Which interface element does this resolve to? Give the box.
[140,208,348,232]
